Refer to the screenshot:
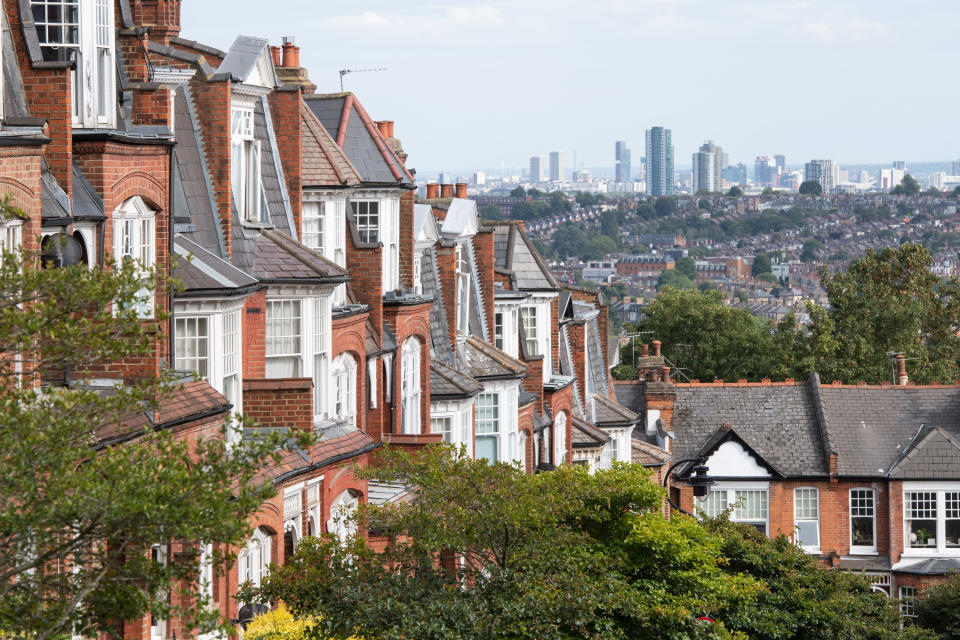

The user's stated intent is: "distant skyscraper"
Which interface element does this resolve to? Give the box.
[774,155,786,171]
[438,170,450,185]
[549,151,564,181]
[893,160,907,171]
[692,141,725,193]
[473,171,486,186]
[952,160,960,176]
[615,141,632,183]
[644,126,674,196]
[754,156,780,187]
[530,156,545,182]
[722,163,747,186]
[804,159,839,192]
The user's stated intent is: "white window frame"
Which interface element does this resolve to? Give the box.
[899,586,918,618]
[313,297,331,421]
[400,337,421,434]
[793,487,820,553]
[174,316,209,378]
[850,488,877,554]
[236,527,271,591]
[327,489,359,542]
[231,103,261,224]
[353,199,379,244]
[475,392,500,463]
[198,542,214,607]
[265,299,302,377]
[456,243,470,334]
[520,305,537,356]
[0,219,22,263]
[554,411,567,466]
[113,196,155,318]
[331,352,357,427]
[150,543,167,640]
[413,249,424,295]
[302,200,324,254]
[494,311,504,350]
[431,415,453,443]
[697,482,770,536]
[903,483,960,556]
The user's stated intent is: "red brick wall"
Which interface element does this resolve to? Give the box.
[129,0,182,45]
[268,90,302,240]
[190,77,233,258]
[345,242,383,338]
[331,310,370,435]
[521,356,544,412]
[567,321,586,395]
[545,383,573,465]
[398,190,414,288]
[519,403,535,473]
[473,230,495,342]
[550,297,559,376]
[435,243,457,348]
[243,290,267,378]
[242,378,313,431]
[383,302,432,438]
[0,149,43,253]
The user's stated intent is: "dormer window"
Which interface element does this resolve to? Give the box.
[353,200,379,243]
[231,104,262,223]
[456,244,470,334]
[32,0,115,128]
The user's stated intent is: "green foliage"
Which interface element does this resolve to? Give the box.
[0,236,302,640]
[657,270,695,290]
[915,572,960,638]
[806,243,960,384]
[479,204,502,220]
[798,180,823,195]
[891,174,921,196]
[252,446,920,640]
[600,210,620,244]
[510,186,526,198]
[728,186,743,197]
[575,191,596,207]
[636,200,657,221]
[675,256,696,280]
[801,238,823,263]
[752,252,772,278]
[550,223,618,260]
[654,196,676,217]
[761,187,775,196]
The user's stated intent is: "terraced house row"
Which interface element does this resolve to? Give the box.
[0,0,647,636]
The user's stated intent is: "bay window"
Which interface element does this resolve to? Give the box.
[114,197,155,318]
[302,201,324,253]
[400,338,422,434]
[793,487,820,552]
[0,219,22,261]
[265,299,301,377]
[431,416,453,443]
[413,250,423,294]
[237,528,271,590]
[331,353,357,427]
[353,200,379,243]
[476,393,500,463]
[327,490,359,542]
[222,309,241,412]
[313,298,330,421]
[698,486,769,535]
[850,488,876,552]
[231,104,261,223]
[904,488,960,553]
[174,317,209,377]
[554,411,567,465]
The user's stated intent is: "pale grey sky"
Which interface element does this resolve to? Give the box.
[182,0,958,174]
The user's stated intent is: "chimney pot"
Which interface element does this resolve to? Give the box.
[281,41,299,68]
[426,183,439,200]
[376,120,394,139]
[651,340,661,357]
[640,344,649,357]
[896,354,908,386]
[455,182,468,199]
[270,46,281,67]
[440,184,454,199]
[660,366,671,382]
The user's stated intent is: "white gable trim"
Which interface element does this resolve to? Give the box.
[706,440,770,478]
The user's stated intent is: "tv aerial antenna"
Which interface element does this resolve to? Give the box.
[338,67,387,92]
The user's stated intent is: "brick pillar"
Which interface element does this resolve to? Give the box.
[242,378,314,432]
[243,290,267,378]
[191,77,233,258]
[472,230,495,342]
[131,0,182,46]
[344,243,384,339]
[435,243,457,349]
[268,89,303,240]
[398,189,414,288]
[521,356,544,411]
[550,297,559,377]
[567,321,587,396]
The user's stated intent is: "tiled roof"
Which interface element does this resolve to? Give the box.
[632,439,670,467]
[300,102,362,187]
[252,228,349,283]
[258,430,378,485]
[216,36,276,85]
[420,247,455,367]
[72,163,105,221]
[41,167,71,223]
[430,360,482,399]
[572,416,609,448]
[460,335,526,380]
[484,220,559,291]
[304,93,413,186]
[591,393,640,427]
[98,380,232,443]
[173,235,260,294]
[887,426,960,479]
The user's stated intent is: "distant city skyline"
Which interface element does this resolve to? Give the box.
[182,1,960,173]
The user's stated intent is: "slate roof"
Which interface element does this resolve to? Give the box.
[216,36,277,85]
[303,93,413,186]
[430,360,482,400]
[485,221,560,291]
[173,235,261,295]
[818,382,960,477]
[41,167,71,224]
[632,439,671,467]
[252,228,349,283]
[893,558,960,575]
[586,318,609,396]
[259,430,379,486]
[255,96,295,237]
[368,481,415,506]
[300,102,362,188]
[172,86,224,256]
[460,335,526,381]
[887,426,960,480]
[420,246,455,367]
[572,416,608,448]
[72,163,105,221]
[591,393,640,427]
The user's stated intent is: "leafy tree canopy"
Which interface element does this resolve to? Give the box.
[657,270,695,291]
[675,256,696,280]
[891,174,921,196]
[510,186,527,198]
[798,180,823,195]
[728,185,743,197]
[654,196,676,217]
[752,252,772,278]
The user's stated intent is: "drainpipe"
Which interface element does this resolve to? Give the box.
[168,143,176,369]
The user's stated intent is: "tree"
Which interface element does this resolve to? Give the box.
[751,252,772,278]
[636,200,657,221]
[657,269,695,291]
[915,572,960,638]
[761,187,775,196]
[891,174,921,196]
[675,256,696,280]
[600,210,619,243]
[728,186,743,197]
[510,186,526,198]
[798,180,823,195]
[479,204,502,220]
[0,231,298,639]
[250,446,925,640]
[654,196,676,217]
[575,191,596,207]
[800,238,823,263]
[806,243,960,384]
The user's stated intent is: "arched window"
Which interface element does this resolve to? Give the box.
[331,353,357,427]
[236,527,271,590]
[327,490,360,542]
[113,196,156,318]
[554,411,567,466]
[401,337,421,434]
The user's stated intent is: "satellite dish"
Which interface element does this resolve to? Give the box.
[41,233,84,268]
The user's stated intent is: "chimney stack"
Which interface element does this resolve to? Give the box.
[641,344,649,357]
[426,183,439,199]
[440,184,454,198]
[376,120,394,138]
[455,183,468,199]
[660,366,671,382]
[652,340,661,357]
[896,354,908,386]
[281,37,300,68]
[270,46,281,66]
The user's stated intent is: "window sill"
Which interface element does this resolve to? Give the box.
[240,221,275,230]
[848,549,880,556]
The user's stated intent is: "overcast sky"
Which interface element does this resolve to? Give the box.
[182,0,958,175]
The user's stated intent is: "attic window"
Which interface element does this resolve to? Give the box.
[352,200,379,243]
[231,105,262,224]
[32,0,80,56]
